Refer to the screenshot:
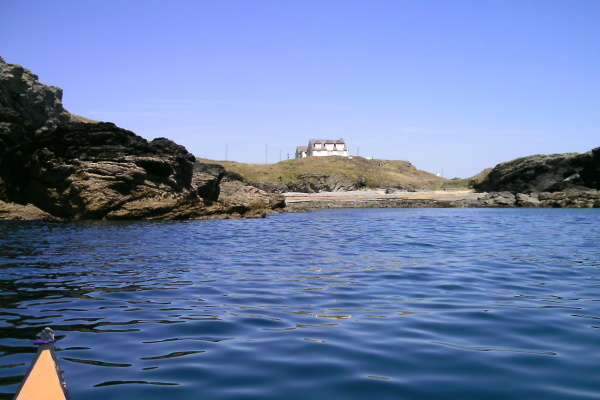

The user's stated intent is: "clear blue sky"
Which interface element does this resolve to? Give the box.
[2,0,599,177]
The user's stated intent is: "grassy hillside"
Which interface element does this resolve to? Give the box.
[198,156,466,190]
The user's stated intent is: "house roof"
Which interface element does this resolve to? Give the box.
[296,146,308,152]
[308,138,347,150]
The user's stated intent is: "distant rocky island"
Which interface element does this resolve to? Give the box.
[1,57,598,220]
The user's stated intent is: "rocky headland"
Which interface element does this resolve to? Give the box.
[0,57,284,220]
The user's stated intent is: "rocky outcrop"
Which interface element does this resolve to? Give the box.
[468,147,600,208]
[475,149,600,193]
[463,189,600,208]
[0,57,283,220]
[247,173,367,194]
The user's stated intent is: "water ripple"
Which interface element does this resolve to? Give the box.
[1,209,599,399]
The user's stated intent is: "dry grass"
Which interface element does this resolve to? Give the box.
[429,168,493,190]
[71,114,100,123]
[198,156,455,189]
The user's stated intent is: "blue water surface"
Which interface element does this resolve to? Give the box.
[1,208,599,400]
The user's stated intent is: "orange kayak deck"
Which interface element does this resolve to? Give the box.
[13,343,70,400]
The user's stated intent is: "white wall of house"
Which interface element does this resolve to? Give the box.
[311,149,349,156]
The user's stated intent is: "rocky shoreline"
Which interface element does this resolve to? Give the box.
[284,189,600,211]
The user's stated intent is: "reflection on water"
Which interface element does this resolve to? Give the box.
[1,209,600,400]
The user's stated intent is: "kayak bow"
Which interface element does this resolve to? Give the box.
[13,328,70,400]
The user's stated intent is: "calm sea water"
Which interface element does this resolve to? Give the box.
[1,208,599,400]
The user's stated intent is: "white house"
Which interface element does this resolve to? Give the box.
[295,146,308,158]
[295,138,349,158]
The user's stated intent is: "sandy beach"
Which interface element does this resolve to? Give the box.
[284,189,484,204]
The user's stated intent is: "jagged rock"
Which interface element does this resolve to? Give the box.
[0,57,284,220]
[475,149,600,193]
[0,56,72,134]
